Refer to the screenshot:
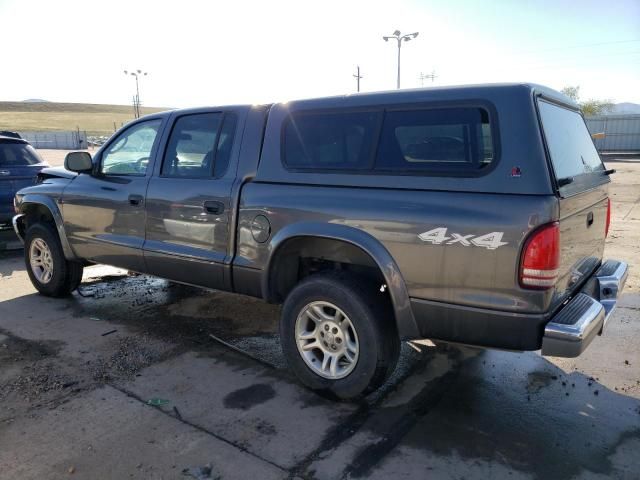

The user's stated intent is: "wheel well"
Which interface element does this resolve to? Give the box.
[22,203,55,230]
[267,237,387,304]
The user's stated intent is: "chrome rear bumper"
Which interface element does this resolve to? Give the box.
[542,259,628,358]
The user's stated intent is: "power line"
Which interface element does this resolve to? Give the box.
[495,50,640,72]
[503,38,640,57]
[419,70,437,86]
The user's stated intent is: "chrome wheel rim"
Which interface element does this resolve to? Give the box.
[29,238,54,284]
[295,301,359,379]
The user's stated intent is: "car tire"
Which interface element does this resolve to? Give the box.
[24,223,83,297]
[280,272,400,400]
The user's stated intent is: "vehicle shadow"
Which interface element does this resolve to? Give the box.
[67,273,640,478]
[1,268,639,479]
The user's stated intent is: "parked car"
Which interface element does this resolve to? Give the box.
[12,84,628,399]
[0,136,48,229]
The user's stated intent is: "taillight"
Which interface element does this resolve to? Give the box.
[605,198,611,237]
[520,222,560,289]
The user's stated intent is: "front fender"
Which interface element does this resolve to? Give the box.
[16,193,77,260]
[263,221,419,339]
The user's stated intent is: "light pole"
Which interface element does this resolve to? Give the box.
[124,69,148,118]
[382,30,418,89]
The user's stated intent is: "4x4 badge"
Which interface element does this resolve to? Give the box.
[418,227,508,250]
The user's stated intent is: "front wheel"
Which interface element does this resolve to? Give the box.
[280,272,400,400]
[24,223,83,297]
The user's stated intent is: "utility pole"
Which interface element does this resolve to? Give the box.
[383,30,419,89]
[353,66,363,92]
[419,70,437,87]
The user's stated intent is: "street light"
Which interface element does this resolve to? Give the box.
[382,30,418,89]
[124,69,148,118]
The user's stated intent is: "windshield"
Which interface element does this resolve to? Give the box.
[0,142,43,167]
[538,100,604,182]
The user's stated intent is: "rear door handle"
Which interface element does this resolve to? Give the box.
[128,194,144,206]
[203,200,225,215]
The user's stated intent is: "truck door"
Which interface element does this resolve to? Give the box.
[143,110,239,290]
[62,118,165,272]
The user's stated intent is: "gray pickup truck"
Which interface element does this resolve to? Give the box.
[13,84,628,399]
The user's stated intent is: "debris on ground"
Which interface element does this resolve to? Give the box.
[147,398,170,407]
[101,329,118,337]
[0,362,76,401]
[181,463,220,480]
[76,288,95,297]
[90,336,163,381]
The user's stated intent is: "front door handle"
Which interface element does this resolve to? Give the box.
[128,194,144,206]
[203,200,224,215]
[587,211,594,227]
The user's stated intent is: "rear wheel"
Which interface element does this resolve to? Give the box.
[280,272,400,400]
[24,223,83,297]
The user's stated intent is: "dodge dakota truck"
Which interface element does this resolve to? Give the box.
[13,84,628,399]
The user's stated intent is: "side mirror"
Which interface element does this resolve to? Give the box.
[64,151,93,173]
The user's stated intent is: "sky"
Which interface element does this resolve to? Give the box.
[0,0,638,107]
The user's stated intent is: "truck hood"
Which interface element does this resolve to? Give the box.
[38,166,78,180]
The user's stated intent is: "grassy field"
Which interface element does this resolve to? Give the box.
[0,101,170,135]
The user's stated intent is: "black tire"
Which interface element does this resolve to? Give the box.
[24,223,83,297]
[280,272,400,400]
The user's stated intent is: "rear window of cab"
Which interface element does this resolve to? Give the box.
[282,106,495,175]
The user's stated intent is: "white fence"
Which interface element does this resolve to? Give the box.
[585,115,640,153]
[18,131,88,150]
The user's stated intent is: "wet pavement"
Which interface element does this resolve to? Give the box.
[0,159,639,479]
[1,249,639,480]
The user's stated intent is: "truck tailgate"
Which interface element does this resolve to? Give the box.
[554,184,608,304]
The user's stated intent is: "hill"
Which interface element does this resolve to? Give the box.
[0,101,170,135]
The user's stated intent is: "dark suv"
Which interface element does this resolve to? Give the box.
[0,136,48,229]
[13,84,628,399]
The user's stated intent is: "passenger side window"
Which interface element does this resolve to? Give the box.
[375,108,494,173]
[101,119,162,175]
[162,113,236,178]
[283,111,380,170]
